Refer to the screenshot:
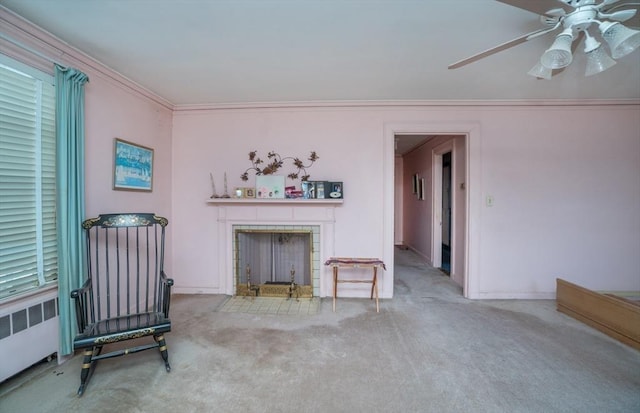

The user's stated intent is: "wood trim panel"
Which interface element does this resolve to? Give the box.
[556,278,640,351]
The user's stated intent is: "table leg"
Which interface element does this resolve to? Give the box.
[333,266,338,312]
[373,267,379,313]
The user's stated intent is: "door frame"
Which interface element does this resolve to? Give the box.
[384,121,481,299]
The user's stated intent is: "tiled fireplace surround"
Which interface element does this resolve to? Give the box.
[214,202,339,297]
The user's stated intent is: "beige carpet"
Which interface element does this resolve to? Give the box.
[1,249,639,413]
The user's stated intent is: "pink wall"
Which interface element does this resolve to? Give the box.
[394,156,403,245]
[3,9,640,303]
[453,136,466,287]
[82,74,174,272]
[171,109,392,296]
[83,80,173,218]
[173,105,640,299]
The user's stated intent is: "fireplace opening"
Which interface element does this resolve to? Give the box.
[235,229,314,298]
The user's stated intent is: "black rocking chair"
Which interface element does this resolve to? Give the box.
[70,213,174,396]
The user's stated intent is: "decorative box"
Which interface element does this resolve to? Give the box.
[256,175,285,199]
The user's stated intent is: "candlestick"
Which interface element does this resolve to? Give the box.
[222,172,231,198]
[209,172,220,198]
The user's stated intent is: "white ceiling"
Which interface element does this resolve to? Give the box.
[1,0,639,106]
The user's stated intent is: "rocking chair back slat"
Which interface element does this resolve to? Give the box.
[83,215,166,322]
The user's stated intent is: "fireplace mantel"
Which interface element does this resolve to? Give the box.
[206,198,343,205]
[212,199,339,296]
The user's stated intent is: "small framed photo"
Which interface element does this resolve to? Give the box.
[234,187,254,198]
[301,181,315,199]
[329,182,343,199]
[113,138,153,192]
[245,188,255,198]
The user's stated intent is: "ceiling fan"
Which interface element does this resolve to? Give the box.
[448,0,640,78]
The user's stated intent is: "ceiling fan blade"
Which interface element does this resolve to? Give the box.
[448,27,557,70]
[495,0,573,16]
[604,2,640,27]
[602,9,637,22]
[627,12,640,28]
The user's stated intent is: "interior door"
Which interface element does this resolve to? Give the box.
[441,152,452,274]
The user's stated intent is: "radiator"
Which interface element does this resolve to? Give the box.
[0,288,59,383]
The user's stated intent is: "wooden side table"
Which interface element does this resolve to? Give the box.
[324,257,386,313]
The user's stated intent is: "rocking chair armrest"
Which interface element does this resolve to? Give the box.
[70,278,92,299]
[160,271,174,287]
[70,278,92,334]
[159,271,173,318]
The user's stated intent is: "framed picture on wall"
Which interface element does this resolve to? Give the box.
[419,178,426,201]
[412,174,419,194]
[113,138,154,192]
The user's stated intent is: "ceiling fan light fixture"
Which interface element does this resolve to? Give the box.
[583,32,616,76]
[527,61,553,79]
[600,21,640,59]
[585,45,617,76]
[541,32,574,69]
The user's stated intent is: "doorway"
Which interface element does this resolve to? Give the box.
[385,122,479,299]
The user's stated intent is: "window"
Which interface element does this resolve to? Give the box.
[0,55,57,300]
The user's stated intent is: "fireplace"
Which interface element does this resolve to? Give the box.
[210,201,339,297]
[233,225,320,297]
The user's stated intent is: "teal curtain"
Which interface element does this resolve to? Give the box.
[55,65,89,355]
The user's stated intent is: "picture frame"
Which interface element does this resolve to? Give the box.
[234,187,255,198]
[412,174,419,194]
[329,181,343,199]
[301,181,315,199]
[419,178,426,201]
[234,188,243,198]
[113,138,154,192]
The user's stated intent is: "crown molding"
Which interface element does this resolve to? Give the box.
[0,6,173,110]
[173,98,640,112]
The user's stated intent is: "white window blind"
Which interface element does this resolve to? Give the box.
[0,56,57,300]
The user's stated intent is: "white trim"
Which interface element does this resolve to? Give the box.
[174,99,640,112]
[172,287,223,295]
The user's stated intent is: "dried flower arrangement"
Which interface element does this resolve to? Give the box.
[240,150,319,181]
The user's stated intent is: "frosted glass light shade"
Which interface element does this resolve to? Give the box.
[601,22,640,59]
[541,34,573,69]
[527,61,552,79]
[585,46,617,76]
